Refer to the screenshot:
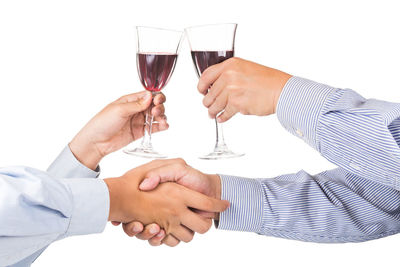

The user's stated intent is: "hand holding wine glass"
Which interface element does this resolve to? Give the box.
[198,57,292,122]
[70,91,168,170]
[185,23,244,160]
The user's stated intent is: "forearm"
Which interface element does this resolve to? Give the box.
[0,167,109,266]
[217,168,400,243]
[47,145,100,179]
[277,77,400,189]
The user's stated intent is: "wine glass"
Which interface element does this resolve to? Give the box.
[185,23,244,160]
[124,26,183,158]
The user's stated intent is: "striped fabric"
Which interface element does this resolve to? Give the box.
[218,77,400,243]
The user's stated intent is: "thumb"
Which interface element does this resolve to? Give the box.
[139,176,161,191]
[122,91,152,116]
[139,162,188,191]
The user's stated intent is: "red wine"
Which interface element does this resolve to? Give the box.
[191,50,234,77]
[137,53,178,92]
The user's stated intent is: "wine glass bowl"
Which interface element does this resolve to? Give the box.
[185,23,244,160]
[124,26,183,158]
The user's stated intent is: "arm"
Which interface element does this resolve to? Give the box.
[0,167,108,266]
[0,161,228,266]
[47,145,100,178]
[7,91,169,265]
[276,76,400,190]
[219,169,400,242]
[197,58,400,189]
[137,159,400,244]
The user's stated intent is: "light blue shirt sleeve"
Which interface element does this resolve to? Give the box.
[276,76,400,190]
[217,77,400,242]
[1,147,109,266]
[47,145,100,178]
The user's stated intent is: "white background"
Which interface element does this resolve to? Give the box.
[1,0,400,266]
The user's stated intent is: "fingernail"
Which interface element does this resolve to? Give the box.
[132,225,141,233]
[156,231,164,238]
[149,226,158,234]
[143,92,151,100]
[139,178,151,189]
[217,117,223,123]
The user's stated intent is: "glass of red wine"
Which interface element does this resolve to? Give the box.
[124,26,183,158]
[185,23,244,160]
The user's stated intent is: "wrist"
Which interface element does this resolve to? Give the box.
[104,177,124,222]
[272,72,292,114]
[69,137,103,171]
[209,174,222,200]
[209,174,222,221]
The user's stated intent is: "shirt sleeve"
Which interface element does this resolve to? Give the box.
[276,77,400,190]
[217,168,400,243]
[0,166,109,266]
[47,145,100,178]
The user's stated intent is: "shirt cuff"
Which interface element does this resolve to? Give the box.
[61,178,109,236]
[217,175,265,233]
[276,76,337,150]
[47,146,100,178]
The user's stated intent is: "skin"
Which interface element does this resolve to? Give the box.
[121,158,222,246]
[103,160,229,243]
[198,57,292,122]
[70,90,168,170]
[124,58,292,245]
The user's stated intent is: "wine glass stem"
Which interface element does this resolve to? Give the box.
[214,119,227,151]
[140,92,157,150]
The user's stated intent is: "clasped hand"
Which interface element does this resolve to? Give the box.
[104,159,228,246]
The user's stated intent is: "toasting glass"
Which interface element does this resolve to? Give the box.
[185,23,244,159]
[124,26,183,158]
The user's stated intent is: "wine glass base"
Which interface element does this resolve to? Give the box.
[124,147,167,159]
[199,150,244,160]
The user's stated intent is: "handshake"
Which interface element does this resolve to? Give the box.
[104,159,229,247]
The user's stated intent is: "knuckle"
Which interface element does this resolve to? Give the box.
[202,96,210,107]
[183,234,194,243]
[240,108,250,115]
[174,158,186,165]
[198,220,212,234]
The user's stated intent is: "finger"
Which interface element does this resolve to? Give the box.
[208,91,228,119]
[193,209,217,219]
[153,114,167,124]
[139,161,188,191]
[183,189,230,213]
[202,78,226,108]
[171,225,194,243]
[151,104,165,117]
[120,92,152,117]
[135,223,161,240]
[122,221,144,237]
[162,235,180,247]
[150,119,169,134]
[153,93,166,105]
[217,104,238,123]
[181,210,213,234]
[117,91,150,103]
[197,61,228,94]
[148,230,166,246]
[111,221,121,226]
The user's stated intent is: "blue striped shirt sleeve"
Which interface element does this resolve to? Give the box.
[218,169,400,243]
[276,77,400,190]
